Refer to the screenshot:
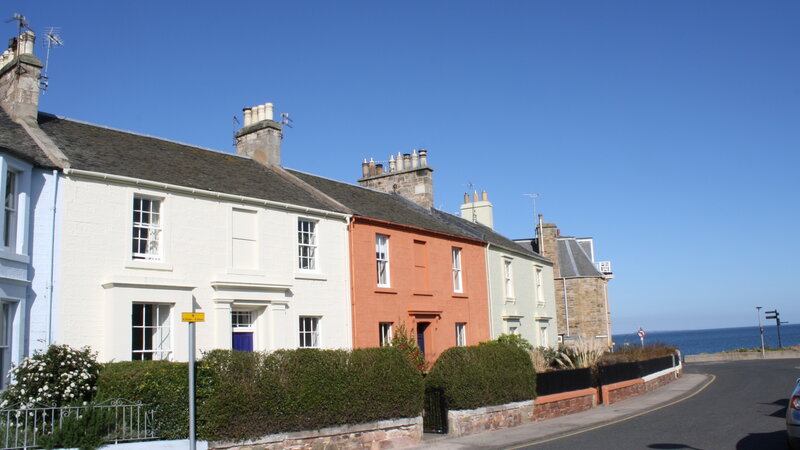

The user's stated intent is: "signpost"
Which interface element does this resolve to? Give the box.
[756,306,765,358]
[637,327,646,347]
[182,312,205,450]
[764,310,788,348]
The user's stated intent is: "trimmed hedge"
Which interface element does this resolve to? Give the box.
[98,347,424,442]
[97,361,188,440]
[425,342,536,410]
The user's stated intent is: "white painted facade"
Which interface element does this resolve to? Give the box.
[486,245,558,349]
[55,172,352,362]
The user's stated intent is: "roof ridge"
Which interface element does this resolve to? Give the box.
[38,112,248,160]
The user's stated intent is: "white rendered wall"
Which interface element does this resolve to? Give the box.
[56,176,352,362]
[486,246,557,349]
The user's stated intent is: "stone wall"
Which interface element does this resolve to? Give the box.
[209,417,422,449]
[446,400,535,437]
[601,367,681,404]
[556,276,610,341]
[358,167,434,209]
[533,388,597,421]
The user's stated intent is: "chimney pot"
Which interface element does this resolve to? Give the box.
[256,104,266,122]
[389,154,396,172]
[419,149,427,166]
[411,150,419,168]
[368,158,376,176]
[463,193,469,204]
[361,160,369,178]
[482,190,488,201]
[265,102,274,121]
[376,164,384,175]
[243,108,252,126]
[403,153,411,168]
[473,190,479,202]
[396,152,404,171]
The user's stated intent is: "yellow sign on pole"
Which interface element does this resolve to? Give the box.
[182,312,205,322]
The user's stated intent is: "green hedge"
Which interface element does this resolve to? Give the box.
[425,342,536,410]
[98,347,424,442]
[97,361,188,440]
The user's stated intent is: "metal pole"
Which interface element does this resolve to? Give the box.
[777,319,783,348]
[756,306,765,359]
[189,321,196,450]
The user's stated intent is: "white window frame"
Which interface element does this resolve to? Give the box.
[539,325,549,347]
[132,196,163,261]
[455,322,466,347]
[535,266,544,305]
[376,234,390,287]
[232,310,255,332]
[379,322,393,347]
[299,316,320,348]
[452,247,463,293]
[0,302,11,388]
[3,169,18,250]
[297,218,318,271]
[503,259,515,300]
[131,303,171,360]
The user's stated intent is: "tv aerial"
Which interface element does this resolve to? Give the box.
[280,112,294,128]
[40,27,63,92]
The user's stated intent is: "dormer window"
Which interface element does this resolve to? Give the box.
[132,196,162,260]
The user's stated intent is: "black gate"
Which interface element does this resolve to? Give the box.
[423,388,448,434]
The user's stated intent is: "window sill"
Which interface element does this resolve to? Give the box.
[452,293,469,299]
[0,249,30,264]
[295,272,327,281]
[374,287,398,295]
[125,260,174,272]
[413,290,434,297]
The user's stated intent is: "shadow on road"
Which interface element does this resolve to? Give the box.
[767,398,788,418]
[648,443,703,449]
[736,430,787,449]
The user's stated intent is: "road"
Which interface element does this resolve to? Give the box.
[520,359,800,449]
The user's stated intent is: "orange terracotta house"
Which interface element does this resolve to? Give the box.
[291,154,491,362]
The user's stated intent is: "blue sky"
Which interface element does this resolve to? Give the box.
[10,1,799,333]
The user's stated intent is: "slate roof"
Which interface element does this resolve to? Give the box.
[34,113,345,213]
[0,110,57,168]
[557,238,603,278]
[289,169,548,262]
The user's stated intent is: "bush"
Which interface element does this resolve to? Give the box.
[97,361,188,440]
[199,347,423,441]
[390,323,428,373]
[1,344,101,408]
[99,348,424,443]
[601,343,677,365]
[425,342,536,410]
[39,403,116,450]
[496,334,533,350]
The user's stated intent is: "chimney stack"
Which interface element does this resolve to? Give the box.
[235,102,283,166]
[459,189,494,229]
[357,149,435,208]
[0,30,43,125]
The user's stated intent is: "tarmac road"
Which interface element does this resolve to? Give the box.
[418,358,800,449]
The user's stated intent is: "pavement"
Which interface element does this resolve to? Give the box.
[411,372,712,449]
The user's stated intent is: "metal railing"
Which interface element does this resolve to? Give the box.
[0,399,158,449]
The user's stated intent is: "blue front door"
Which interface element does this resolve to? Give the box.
[233,332,253,352]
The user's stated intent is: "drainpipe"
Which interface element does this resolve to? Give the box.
[47,170,58,345]
[562,279,569,336]
[484,243,495,339]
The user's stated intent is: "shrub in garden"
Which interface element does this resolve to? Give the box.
[600,343,678,365]
[39,403,115,450]
[495,333,533,350]
[554,339,608,369]
[97,361,188,440]
[425,341,536,410]
[1,344,101,408]
[198,347,424,442]
[390,323,428,373]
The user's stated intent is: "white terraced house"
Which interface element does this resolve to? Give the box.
[0,31,353,363]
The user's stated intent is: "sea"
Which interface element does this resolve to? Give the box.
[612,323,800,356]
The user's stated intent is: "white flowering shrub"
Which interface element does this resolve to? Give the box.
[1,344,101,408]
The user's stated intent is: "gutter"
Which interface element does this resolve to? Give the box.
[62,168,351,221]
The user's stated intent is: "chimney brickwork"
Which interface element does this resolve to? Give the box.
[538,222,561,277]
[0,31,43,125]
[235,102,283,166]
[358,149,434,209]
